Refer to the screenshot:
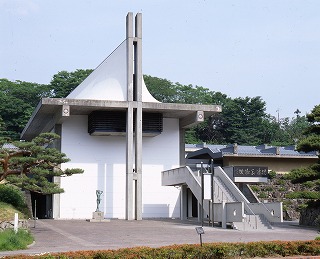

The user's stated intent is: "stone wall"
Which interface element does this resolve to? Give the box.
[300,205,320,226]
[0,220,29,231]
[249,174,306,221]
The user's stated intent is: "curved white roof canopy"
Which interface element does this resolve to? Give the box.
[67,40,159,103]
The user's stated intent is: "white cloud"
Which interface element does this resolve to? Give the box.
[0,0,39,16]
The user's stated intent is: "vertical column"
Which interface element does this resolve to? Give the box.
[180,185,188,220]
[53,124,62,219]
[126,13,134,102]
[126,103,134,220]
[222,201,227,228]
[179,119,186,220]
[134,13,143,220]
[126,12,143,220]
[179,128,186,166]
[126,12,134,220]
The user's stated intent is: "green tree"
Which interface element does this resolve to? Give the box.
[144,75,225,143]
[174,83,214,104]
[0,133,83,194]
[221,96,267,145]
[143,75,179,103]
[286,112,310,144]
[144,75,215,104]
[0,79,51,140]
[193,92,231,144]
[286,105,320,217]
[50,69,93,98]
[259,111,310,146]
[0,117,6,136]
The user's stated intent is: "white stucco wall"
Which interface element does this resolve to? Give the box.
[57,115,180,219]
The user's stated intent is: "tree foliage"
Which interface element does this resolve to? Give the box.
[193,96,278,145]
[50,69,93,98]
[144,75,215,104]
[0,73,311,147]
[0,79,51,140]
[220,96,267,145]
[259,114,310,146]
[0,133,83,194]
[286,105,320,200]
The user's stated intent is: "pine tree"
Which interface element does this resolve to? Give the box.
[286,105,320,225]
[0,133,83,194]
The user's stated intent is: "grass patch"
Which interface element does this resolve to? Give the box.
[0,229,33,251]
[0,202,27,221]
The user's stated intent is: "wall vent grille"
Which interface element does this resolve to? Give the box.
[88,111,163,136]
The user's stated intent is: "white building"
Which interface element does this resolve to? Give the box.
[21,13,221,220]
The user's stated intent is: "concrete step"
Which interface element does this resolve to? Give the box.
[233,214,273,231]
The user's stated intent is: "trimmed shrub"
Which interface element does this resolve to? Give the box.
[268,170,277,179]
[0,185,25,209]
[3,240,320,258]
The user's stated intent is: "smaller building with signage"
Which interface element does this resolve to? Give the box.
[186,143,318,174]
[161,143,318,230]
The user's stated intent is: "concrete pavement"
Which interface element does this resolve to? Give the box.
[0,218,318,257]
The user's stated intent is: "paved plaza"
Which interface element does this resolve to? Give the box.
[0,219,318,257]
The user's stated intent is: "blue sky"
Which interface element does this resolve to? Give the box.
[1,0,319,118]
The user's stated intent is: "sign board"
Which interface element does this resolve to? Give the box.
[233,166,268,177]
[195,227,205,234]
[203,173,212,200]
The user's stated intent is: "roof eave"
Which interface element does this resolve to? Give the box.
[21,98,222,140]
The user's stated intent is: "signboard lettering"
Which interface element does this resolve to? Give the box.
[233,166,268,177]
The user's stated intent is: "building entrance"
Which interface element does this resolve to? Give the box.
[31,192,52,219]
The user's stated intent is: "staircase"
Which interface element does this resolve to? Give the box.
[234,214,273,231]
[162,166,282,230]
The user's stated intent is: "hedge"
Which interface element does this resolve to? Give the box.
[0,185,26,209]
[3,240,320,259]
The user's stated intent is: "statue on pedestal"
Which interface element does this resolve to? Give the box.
[96,190,103,212]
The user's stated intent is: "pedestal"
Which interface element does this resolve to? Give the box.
[87,211,110,222]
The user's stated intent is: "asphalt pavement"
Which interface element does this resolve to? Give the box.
[0,218,318,257]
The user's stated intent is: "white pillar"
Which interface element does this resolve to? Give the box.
[134,13,143,220]
[126,12,143,220]
[222,201,227,228]
[14,213,18,233]
[126,12,134,220]
[180,185,187,220]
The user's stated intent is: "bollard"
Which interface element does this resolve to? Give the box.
[14,213,18,233]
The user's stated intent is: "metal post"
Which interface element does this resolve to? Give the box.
[34,199,37,228]
[208,200,211,226]
[211,159,214,227]
[201,162,204,227]
[195,227,204,247]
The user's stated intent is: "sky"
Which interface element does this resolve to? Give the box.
[1,0,319,119]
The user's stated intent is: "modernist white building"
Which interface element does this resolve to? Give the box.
[21,13,221,220]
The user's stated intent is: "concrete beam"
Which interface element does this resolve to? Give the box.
[180,111,204,128]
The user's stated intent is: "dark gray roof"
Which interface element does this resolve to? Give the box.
[1,143,19,151]
[186,143,318,159]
